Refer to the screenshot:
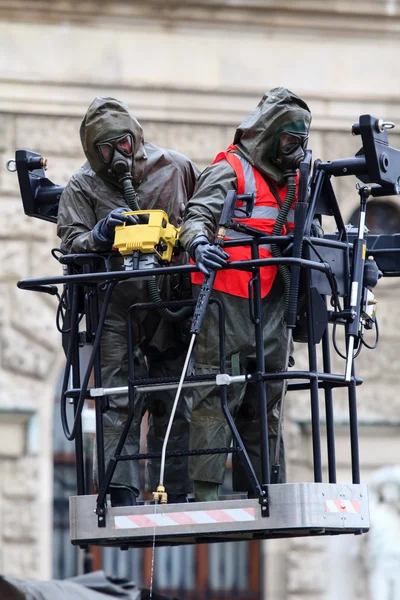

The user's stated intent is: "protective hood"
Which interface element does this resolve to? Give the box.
[80,97,147,186]
[233,87,311,186]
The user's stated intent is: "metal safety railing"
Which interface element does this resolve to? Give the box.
[18,222,365,527]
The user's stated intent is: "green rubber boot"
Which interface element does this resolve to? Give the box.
[194,480,219,502]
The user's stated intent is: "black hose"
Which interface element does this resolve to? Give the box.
[60,283,83,440]
[61,281,116,441]
[147,277,193,321]
[121,175,192,322]
[121,178,141,211]
[271,174,297,315]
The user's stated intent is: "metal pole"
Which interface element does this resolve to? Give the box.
[348,372,361,484]
[96,298,138,520]
[305,272,323,482]
[271,329,292,484]
[91,284,106,488]
[70,283,85,496]
[159,334,196,487]
[321,323,336,483]
[250,243,270,486]
[216,298,263,498]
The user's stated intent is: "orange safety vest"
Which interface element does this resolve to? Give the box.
[191,145,298,298]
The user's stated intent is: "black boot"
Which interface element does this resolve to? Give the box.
[167,494,188,504]
[110,486,137,507]
[194,481,219,502]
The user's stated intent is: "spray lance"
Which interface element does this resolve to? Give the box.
[153,189,239,504]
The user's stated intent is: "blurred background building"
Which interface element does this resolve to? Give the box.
[0,1,400,598]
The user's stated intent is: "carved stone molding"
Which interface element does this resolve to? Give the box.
[0,241,29,280]
[0,114,13,151]
[142,121,233,163]
[0,199,55,244]
[0,541,39,578]
[11,288,60,352]
[7,113,400,187]
[0,0,399,32]
[15,115,84,157]
[2,497,38,541]
[3,81,400,132]
[0,326,55,379]
[2,457,38,499]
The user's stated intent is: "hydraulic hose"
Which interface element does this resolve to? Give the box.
[121,175,192,321]
[147,277,192,321]
[270,174,297,315]
[121,177,140,211]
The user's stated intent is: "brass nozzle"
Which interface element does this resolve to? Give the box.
[216,226,227,240]
[152,485,168,504]
[40,157,48,170]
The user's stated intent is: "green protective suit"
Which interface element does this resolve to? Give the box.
[57,97,200,497]
[179,88,311,491]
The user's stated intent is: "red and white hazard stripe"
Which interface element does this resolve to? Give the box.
[325,499,361,514]
[115,507,255,530]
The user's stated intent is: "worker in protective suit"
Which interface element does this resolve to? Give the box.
[57,97,199,506]
[179,87,311,501]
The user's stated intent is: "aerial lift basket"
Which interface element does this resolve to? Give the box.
[13,114,400,548]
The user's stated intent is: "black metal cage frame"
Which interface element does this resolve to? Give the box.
[14,114,400,535]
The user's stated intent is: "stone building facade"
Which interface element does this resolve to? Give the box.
[0,1,400,597]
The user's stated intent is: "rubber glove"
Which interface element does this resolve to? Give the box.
[192,236,229,276]
[92,207,139,249]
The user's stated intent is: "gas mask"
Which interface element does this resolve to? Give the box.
[96,134,133,181]
[97,133,141,211]
[274,132,308,173]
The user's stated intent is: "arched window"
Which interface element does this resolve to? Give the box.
[347,199,400,234]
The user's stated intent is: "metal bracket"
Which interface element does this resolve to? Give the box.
[215,373,247,386]
[96,490,107,528]
[259,484,269,517]
[96,505,106,528]
[78,331,91,346]
[90,373,249,397]
[271,464,280,485]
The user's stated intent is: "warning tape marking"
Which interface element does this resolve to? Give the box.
[115,507,255,530]
[325,499,361,514]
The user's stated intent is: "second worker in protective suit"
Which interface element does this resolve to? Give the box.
[57,97,199,506]
[179,87,311,501]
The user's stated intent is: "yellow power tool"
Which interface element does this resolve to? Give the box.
[113,210,180,270]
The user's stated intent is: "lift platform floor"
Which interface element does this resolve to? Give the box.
[70,483,369,548]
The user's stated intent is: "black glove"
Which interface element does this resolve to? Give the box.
[310,218,324,238]
[92,207,139,249]
[192,238,229,276]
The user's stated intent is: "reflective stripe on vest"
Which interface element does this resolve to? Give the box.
[235,153,256,196]
[191,147,297,298]
[227,207,295,237]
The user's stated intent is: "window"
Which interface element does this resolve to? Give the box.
[347,199,400,234]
